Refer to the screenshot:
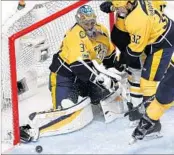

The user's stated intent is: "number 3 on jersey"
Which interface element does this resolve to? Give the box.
[80,43,85,52]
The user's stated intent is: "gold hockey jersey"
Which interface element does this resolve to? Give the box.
[59,23,114,64]
[115,0,167,33]
[113,0,170,55]
[49,23,116,81]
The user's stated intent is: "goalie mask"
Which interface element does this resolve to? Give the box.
[76,5,97,38]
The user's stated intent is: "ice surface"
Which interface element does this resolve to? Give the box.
[3,85,174,154]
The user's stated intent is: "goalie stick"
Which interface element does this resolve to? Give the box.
[77,56,129,101]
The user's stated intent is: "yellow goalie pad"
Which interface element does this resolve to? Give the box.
[28,97,93,138]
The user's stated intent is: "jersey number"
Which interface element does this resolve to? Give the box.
[132,34,141,44]
[80,43,85,52]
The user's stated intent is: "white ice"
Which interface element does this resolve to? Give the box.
[1,1,174,154]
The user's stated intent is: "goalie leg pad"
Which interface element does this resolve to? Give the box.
[24,97,92,140]
[39,101,93,137]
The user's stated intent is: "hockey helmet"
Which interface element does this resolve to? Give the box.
[75,5,96,31]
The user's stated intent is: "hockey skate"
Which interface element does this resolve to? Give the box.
[20,124,39,143]
[129,115,162,144]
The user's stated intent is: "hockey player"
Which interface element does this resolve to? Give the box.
[100,1,143,124]
[100,0,168,124]
[49,5,121,110]
[20,5,123,143]
[131,55,174,143]
[100,0,174,123]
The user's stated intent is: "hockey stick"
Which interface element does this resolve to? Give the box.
[124,95,155,117]
[100,90,125,123]
[77,57,99,77]
[77,57,122,81]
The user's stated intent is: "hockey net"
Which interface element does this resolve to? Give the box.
[1,0,115,151]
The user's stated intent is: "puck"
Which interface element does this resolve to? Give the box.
[35,145,43,153]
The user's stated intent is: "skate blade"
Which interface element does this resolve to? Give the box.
[128,132,163,145]
[143,132,163,141]
[128,137,137,145]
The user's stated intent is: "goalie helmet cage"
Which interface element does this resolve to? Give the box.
[1,0,115,147]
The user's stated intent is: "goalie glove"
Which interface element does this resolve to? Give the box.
[93,73,118,92]
[92,60,122,81]
[20,124,39,143]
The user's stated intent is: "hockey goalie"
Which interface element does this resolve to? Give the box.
[20,5,128,143]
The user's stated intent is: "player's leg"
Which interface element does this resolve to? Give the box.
[141,47,174,108]
[128,53,146,109]
[126,66,143,124]
[111,25,143,123]
[129,47,173,142]
[146,56,174,121]
[49,72,78,110]
[132,57,174,141]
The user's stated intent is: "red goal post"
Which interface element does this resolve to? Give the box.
[3,0,115,146]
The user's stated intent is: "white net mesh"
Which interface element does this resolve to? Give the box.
[1,1,112,150]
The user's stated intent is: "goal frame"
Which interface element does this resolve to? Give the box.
[8,0,115,145]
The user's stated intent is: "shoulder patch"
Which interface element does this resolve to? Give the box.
[79,31,86,38]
